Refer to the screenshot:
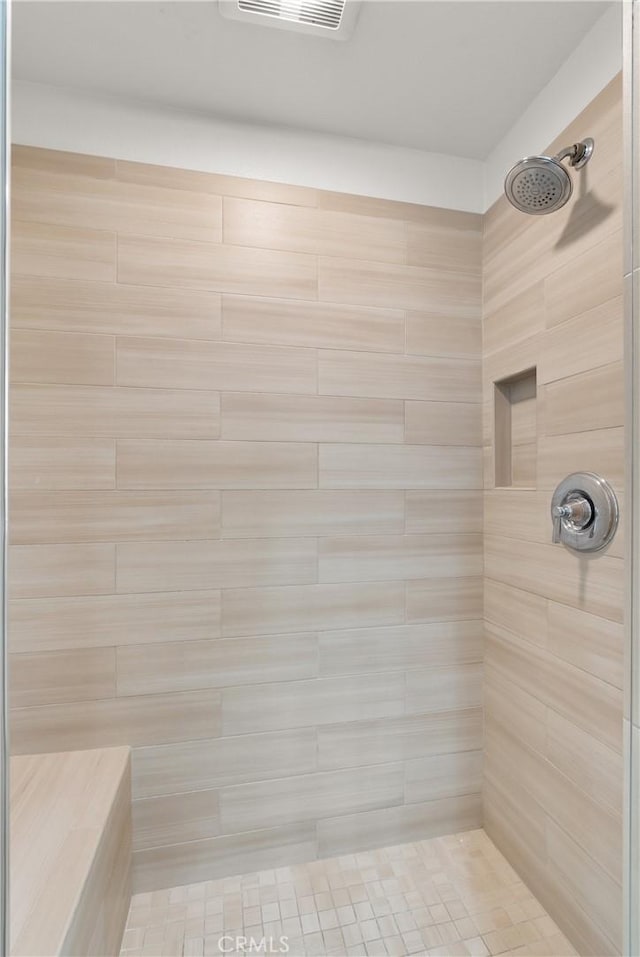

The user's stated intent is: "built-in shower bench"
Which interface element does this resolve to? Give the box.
[10,746,132,956]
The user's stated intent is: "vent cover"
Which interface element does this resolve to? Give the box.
[219,0,360,39]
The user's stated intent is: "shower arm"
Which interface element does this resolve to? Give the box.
[553,139,594,169]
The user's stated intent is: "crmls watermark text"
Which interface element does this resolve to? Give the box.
[217,935,290,954]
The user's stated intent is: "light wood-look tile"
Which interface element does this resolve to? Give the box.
[546,709,623,814]
[318,620,482,675]
[9,543,116,599]
[12,220,116,282]
[221,489,404,538]
[404,400,482,446]
[221,581,405,638]
[12,384,220,439]
[405,663,483,715]
[116,538,317,593]
[547,600,624,690]
[407,219,481,272]
[318,256,480,316]
[224,197,406,262]
[13,144,116,179]
[132,790,220,852]
[539,296,623,384]
[116,439,317,489]
[222,294,404,353]
[544,228,622,328]
[319,443,482,489]
[132,728,317,798]
[9,590,221,653]
[11,276,222,340]
[11,689,220,753]
[405,490,483,534]
[319,350,481,403]
[10,436,116,490]
[543,361,624,436]
[117,633,317,696]
[221,673,405,735]
[318,533,482,582]
[10,647,116,708]
[116,336,317,394]
[404,751,483,804]
[12,329,115,386]
[537,426,624,491]
[10,490,220,544]
[406,576,483,622]
[118,235,317,299]
[221,392,403,443]
[406,313,481,359]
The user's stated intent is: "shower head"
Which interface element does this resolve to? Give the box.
[504,137,594,215]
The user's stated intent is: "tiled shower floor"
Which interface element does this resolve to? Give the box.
[120,829,576,957]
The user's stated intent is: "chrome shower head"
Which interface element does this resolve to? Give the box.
[504,137,594,215]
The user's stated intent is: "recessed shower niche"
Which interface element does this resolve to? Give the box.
[494,367,537,488]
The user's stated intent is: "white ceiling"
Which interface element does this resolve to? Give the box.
[12,0,613,160]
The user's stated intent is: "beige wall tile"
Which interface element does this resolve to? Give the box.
[404,400,482,446]
[9,590,221,654]
[222,294,404,353]
[318,533,482,583]
[483,669,547,754]
[133,823,317,893]
[405,313,481,359]
[319,350,481,403]
[132,789,220,852]
[10,490,220,544]
[407,220,481,272]
[9,543,116,599]
[319,444,482,489]
[483,283,545,356]
[13,145,116,179]
[316,794,481,858]
[220,763,403,833]
[132,728,317,798]
[539,296,623,385]
[318,621,482,675]
[221,490,404,538]
[406,576,483,622]
[11,276,222,340]
[118,234,317,299]
[12,385,220,439]
[317,710,482,770]
[116,538,317,593]
[547,600,624,690]
[318,257,480,317]
[221,392,403,443]
[537,426,624,491]
[224,197,406,262]
[12,329,115,386]
[546,709,623,814]
[11,689,219,753]
[117,336,317,394]
[10,647,116,708]
[12,220,116,282]
[484,579,547,648]
[544,228,622,328]
[543,362,623,436]
[405,490,483,534]
[404,751,483,804]
[221,581,405,637]
[222,673,405,735]
[117,633,317,696]
[10,436,116,490]
[116,439,317,489]
[405,663,483,715]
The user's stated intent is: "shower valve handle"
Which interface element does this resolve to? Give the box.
[551,498,592,543]
[550,473,618,553]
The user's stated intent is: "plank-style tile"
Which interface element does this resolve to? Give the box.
[404,400,482,446]
[406,313,481,359]
[117,337,317,394]
[318,620,482,675]
[319,350,481,403]
[10,490,221,544]
[12,329,115,386]
[221,581,405,637]
[407,219,481,272]
[10,647,116,708]
[117,633,317,696]
[547,600,624,690]
[318,533,482,582]
[116,538,316,593]
[12,220,116,282]
[543,362,624,436]
[539,296,623,384]
[319,444,483,489]
[406,576,483,622]
[405,490,483,534]
[132,790,220,852]
[10,436,116,490]
[116,439,317,489]
[222,294,404,353]
[404,751,483,804]
[405,663,483,714]
[544,228,622,328]
[221,392,403,443]
[11,276,222,340]
[9,543,116,599]
[118,235,317,299]
[9,590,221,653]
[12,385,220,439]
[221,489,404,538]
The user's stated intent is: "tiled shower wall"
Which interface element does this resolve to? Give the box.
[8,147,483,890]
[482,76,624,956]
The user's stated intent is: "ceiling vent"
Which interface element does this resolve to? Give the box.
[219,0,360,40]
